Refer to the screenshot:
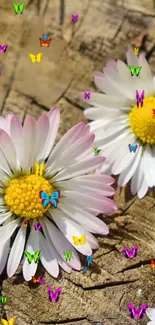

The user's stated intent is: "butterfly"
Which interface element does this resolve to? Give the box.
[152,109,155,118]
[34,161,45,176]
[0,45,8,53]
[72,234,86,245]
[0,317,15,325]
[24,250,41,264]
[0,296,7,304]
[39,190,60,208]
[122,245,138,258]
[12,2,24,14]
[84,92,90,99]
[31,276,40,283]
[63,251,72,261]
[128,303,148,319]
[82,266,87,273]
[29,53,42,63]
[72,14,78,22]
[47,286,62,303]
[95,324,103,325]
[39,278,45,285]
[93,147,99,154]
[134,48,139,55]
[150,259,155,269]
[136,90,145,107]
[128,144,138,153]
[129,65,142,76]
[23,220,28,227]
[86,255,93,267]
[39,35,52,47]
[34,223,42,231]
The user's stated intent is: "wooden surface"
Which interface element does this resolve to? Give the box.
[0,0,155,324]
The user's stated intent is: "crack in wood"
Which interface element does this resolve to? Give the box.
[60,0,65,25]
[14,89,50,112]
[40,317,88,324]
[64,96,85,111]
[66,278,139,291]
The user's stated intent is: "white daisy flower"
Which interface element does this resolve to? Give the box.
[82,48,155,199]
[0,108,117,281]
[146,307,155,325]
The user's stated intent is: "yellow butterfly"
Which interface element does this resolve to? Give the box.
[29,53,42,63]
[1,317,15,325]
[134,48,139,55]
[72,234,86,245]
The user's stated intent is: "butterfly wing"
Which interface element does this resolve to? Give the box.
[24,251,33,263]
[36,52,42,62]
[86,255,93,267]
[29,54,36,63]
[72,236,80,245]
[50,198,58,208]
[128,144,132,152]
[39,191,49,207]
[45,39,51,47]
[33,250,41,263]
[138,305,148,320]
[122,248,130,258]
[135,66,142,76]
[51,190,60,199]
[12,2,19,14]
[39,38,45,47]
[19,2,24,14]
[129,65,135,76]
[0,319,8,325]
[132,245,138,258]
[128,303,136,319]
[38,224,42,230]
[42,34,48,41]
[80,234,86,245]
[141,90,145,99]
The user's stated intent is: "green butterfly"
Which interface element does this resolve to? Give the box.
[63,251,72,261]
[24,250,41,264]
[129,65,142,76]
[12,2,25,14]
[0,296,7,304]
[93,147,99,154]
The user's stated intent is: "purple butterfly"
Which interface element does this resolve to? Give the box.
[122,245,138,258]
[0,44,8,53]
[34,223,42,231]
[128,303,148,319]
[72,14,78,22]
[84,92,90,99]
[47,286,62,303]
[39,278,45,285]
[136,90,144,107]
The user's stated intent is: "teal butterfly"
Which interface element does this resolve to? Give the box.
[24,250,41,264]
[63,251,72,261]
[12,2,25,14]
[129,65,142,76]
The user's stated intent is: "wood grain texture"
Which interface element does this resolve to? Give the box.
[0,0,155,324]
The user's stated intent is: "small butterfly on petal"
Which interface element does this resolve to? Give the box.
[134,48,139,55]
[129,65,142,76]
[23,220,28,227]
[128,144,138,153]
[34,223,42,231]
[93,147,99,155]
[136,90,144,107]
[40,190,60,208]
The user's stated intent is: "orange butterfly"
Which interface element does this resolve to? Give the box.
[152,109,155,118]
[39,34,52,47]
[150,259,155,269]
[32,276,41,283]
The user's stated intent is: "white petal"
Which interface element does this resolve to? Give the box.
[22,116,36,169]
[22,225,40,281]
[42,218,81,270]
[0,238,10,274]
[146,308,155,321]
[10,116,23,168]
[39,231,59,278]
[138,176,148,199]
[139,54,153,94]
[143,145,155,187]
[7,225,26,277]
[41,107,60,158]
[0,218,20,246]
[0,211,13,225]
[126,48,139,67]
[0,130,17,171]
[51,209,92,255]
[35,114,50,161]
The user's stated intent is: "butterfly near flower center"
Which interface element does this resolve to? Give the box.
[4,161,59,219]
[129,96,155,144]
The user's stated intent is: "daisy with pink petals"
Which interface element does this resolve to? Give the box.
[0,108,117,281]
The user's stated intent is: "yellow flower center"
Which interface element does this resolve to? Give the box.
[4,174,53,219]
[129,96,155,144]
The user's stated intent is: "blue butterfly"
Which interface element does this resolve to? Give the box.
[96,323,103,325]
[86,255,93,267]
[42,34,48,41]
[39,190,60,208]
[82,267,87,273]
[128,144,138,153]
